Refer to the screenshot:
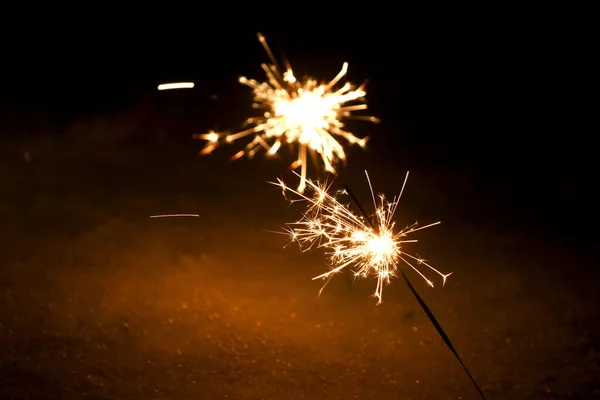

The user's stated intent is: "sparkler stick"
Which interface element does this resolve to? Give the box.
[343,179,486,400]
[195,33,380,193]
[399,269,487,399]
[342,184,372,225]
[275,171,486,399]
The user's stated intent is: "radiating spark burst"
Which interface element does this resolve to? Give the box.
[194,33,380,193]
[272,171,452,304]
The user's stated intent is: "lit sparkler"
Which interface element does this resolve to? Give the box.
[273,171,451,303]
[194,33,380,193]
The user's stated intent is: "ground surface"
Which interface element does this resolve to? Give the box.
[1,115,599,399]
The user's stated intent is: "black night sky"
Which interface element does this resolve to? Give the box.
[3,26,593,250]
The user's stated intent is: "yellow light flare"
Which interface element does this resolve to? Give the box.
[157,82,195,91]
[272,171,451,304]
[195,33,380,193]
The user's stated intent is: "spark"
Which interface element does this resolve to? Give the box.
[194,33,379,193]
[158,82,195,90]
[149,214,199,218]
[272,171,451,304]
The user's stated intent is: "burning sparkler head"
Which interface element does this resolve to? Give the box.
[273,171,451,304]
[194,33,379,193]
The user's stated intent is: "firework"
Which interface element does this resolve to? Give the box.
[194,33,379,193]
[273,171,451,303]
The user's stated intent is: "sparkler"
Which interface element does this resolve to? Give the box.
[273,172,487,398]
[194,33,380,193]
[273,171,451,304]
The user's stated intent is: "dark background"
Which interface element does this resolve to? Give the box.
[2,24,593,255]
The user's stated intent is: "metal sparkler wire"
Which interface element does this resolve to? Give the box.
[342,184,487,400]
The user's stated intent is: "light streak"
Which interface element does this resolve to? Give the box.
[158,82,195,91]
[149,214,199,218]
